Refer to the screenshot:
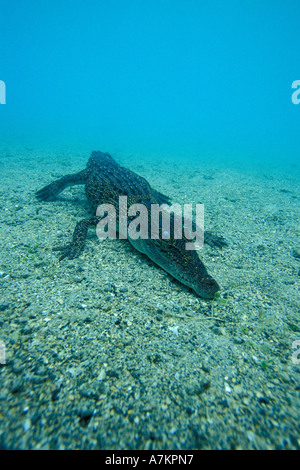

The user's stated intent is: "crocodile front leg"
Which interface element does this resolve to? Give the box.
[53,216,101,260]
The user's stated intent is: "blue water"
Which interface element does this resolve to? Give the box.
[1,0,300,165]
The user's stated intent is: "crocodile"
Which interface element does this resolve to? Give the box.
[36,151,227,298]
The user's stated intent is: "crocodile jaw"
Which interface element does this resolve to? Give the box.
[128,237,220,299]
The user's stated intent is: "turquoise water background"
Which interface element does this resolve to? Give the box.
[1,0,300,165]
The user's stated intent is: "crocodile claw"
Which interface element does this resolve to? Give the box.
[205,231,228,249]
[53,243,82,260]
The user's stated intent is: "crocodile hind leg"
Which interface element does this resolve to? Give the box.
[36,169,88,201]
[53,216,102,260]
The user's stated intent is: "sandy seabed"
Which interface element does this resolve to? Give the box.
[0,143,299,449]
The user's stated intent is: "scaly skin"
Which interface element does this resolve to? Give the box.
[36,151,227,298]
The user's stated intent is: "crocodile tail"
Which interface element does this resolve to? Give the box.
[89,151,116,167]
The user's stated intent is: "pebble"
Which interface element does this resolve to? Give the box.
[119,287,128,293]
[23,419,31,432]
[97,369,106,381]
[168,326,179,335]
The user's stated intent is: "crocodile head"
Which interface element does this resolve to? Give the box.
[191,271,220,299]
[129,236,220,299]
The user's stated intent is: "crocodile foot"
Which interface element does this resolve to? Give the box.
[205,231,228,249]
[53,243,83,260]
